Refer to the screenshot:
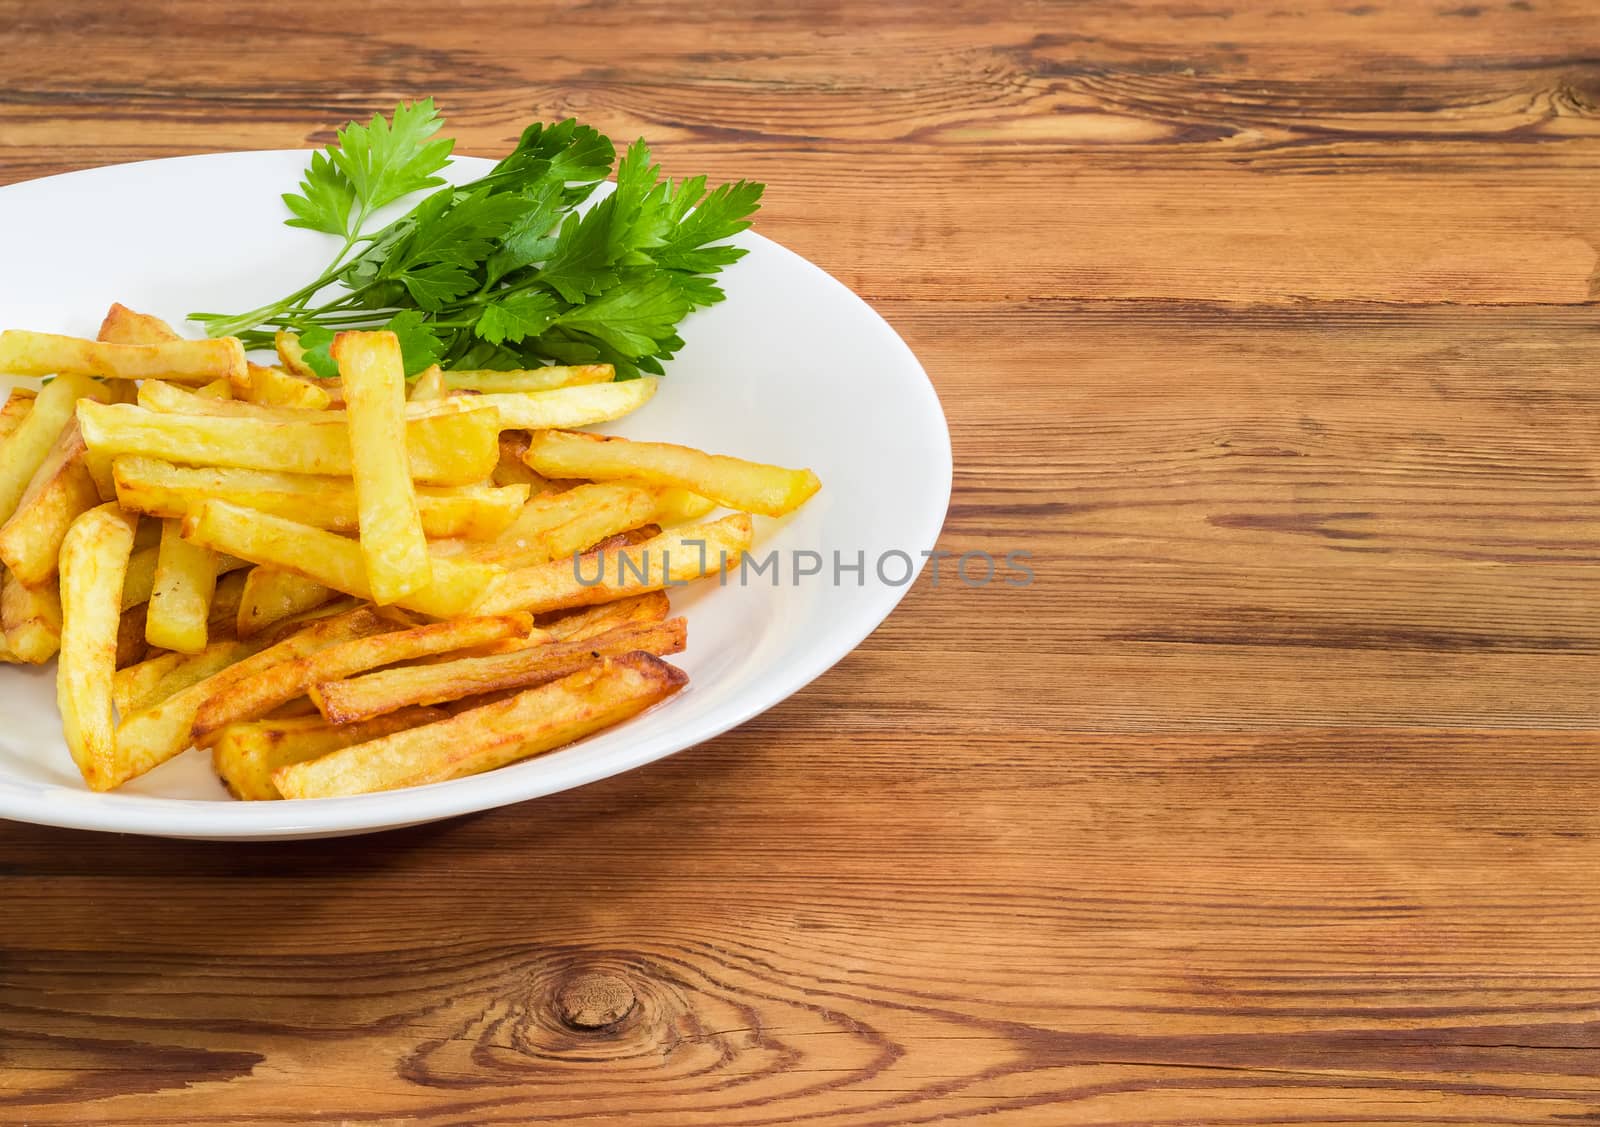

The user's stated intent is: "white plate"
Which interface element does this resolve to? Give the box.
[0,151,950,839]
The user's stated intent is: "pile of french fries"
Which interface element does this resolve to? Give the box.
[0,305,819,800]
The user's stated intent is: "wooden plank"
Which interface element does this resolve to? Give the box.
[1,729,1597,1124]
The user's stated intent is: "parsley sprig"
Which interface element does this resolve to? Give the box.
[192,101,763,379]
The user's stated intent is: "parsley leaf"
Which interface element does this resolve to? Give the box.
[194,104,764,382]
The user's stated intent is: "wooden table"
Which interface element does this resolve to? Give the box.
[4,2,1598,1123]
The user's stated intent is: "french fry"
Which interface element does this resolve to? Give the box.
[112,650,187,715]
[145,517,217,653]
[122,545,244,612]
[281,653,687,798]
[0,373,111,525]
[0,387,37,440]
[492,432,554,491]
[115,637,260,717]
[472,513,752,615]
[209,568,248,631]
[0,330,246,386]
[113,458,528,541]
[312,616,685,723]
[408,365,447,402]
[541,590,671,641]
[235,567,340,638]
[110,606,397,788]
[274,330,316,379]
[183,501,501,619]
[1,568,62,662]
[333,331,431,604]
[78,400,501,485]
[441,364,613,394]
[447,379,656,430]
[465,482,662,569]
[96,303,180,345]
[0,419,101,585]
[522,429,821,517]
[194,378,234,400]
[56,503,138,789]
[192,612,534,744]
[139,378,322,418]
[212,707,448,801]
[115,604,150,668]
[653,487,719,525]
[241,362,332,409]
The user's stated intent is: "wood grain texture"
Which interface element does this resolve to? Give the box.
[2,1,1599,1123]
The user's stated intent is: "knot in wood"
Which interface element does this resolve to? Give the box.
[555,970,636,1031]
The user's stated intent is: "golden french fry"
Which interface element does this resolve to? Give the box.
[491,432,553,491]
[274,330,316,379]
[652,487,719,525]
[450,379,656,430]
[408,365,447,402]
[465,482,662,570]
[0,419,101,585]
[194,378,233,401]
[242,362,332,409]
[212,707,448,801]
[332,331,431,604]
[183,501,501,619]
[112,649,187,715]
[192,612,534,744]
[541,591,672,642]
[312,616,685,723]
[235,567,339,638]
[441,364,613,394]
[0,387,38,440]
[145,517,217,653]
[112,458,527,541]
[0,373,112,525]
[96,303,181,345]
[115,637,260,717]
[0,330,246,386]
[522,429,820,517]
[122,544,242,612]
[1,567,62,662]
[57,503,138,789]
[78,400,501,485]
[110,606,397,788]
[281,653,687,798]
[472,513,752,616]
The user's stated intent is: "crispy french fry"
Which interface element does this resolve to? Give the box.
[282,653,687,798]
[492,432,553,491]
[0,330,246,386]
[0,373,112,525]
[312,616,685,723]
[115,637,259,717]
[441,364,613,394]
[1,568,62,662]
[522,429,820,517]
[192,612,534,744]
[194,378,233,401]
[96,303,181,345]
[235,567,339,638]
[112,649,186,715]
[213,707,448,801]
[653,487,719,525]
[110,606,397,788]
[333,331,431,604]
[79,401,500,485]
[450,379,656,431]
[0,419,101,585]
[113,458,527,541]
[408,365,447,402]
[0,388,38,440]
[57,503,138,789]
[540,590,672,641]
[145,517,217,653]
[122,545,243,612]
[115,604,150,668]
[465,482,662,570]
[242,362,332,409]
[472,513,752,615]
[183,501,500,619]
[274,330,315,379]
